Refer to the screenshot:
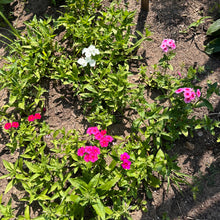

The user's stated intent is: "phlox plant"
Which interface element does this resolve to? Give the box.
[1,114,167,219]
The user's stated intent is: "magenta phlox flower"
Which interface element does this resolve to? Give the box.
[100,137,109,147]
[77,147,85,156]
[86,127,99,135]
[100,129,106,136]
[104,135,114,142]
[121,159,131,170]
[4,122,12,130]
[12,122,19,128]
[85,146,93,154]
[84,154,90,162]
[81,146,100,163]
[120,152,130,161]
[196,89,201,98]
[160,39,176,52]
[94,131,104,140]
[88,153,99,163]
[92,146,101,155]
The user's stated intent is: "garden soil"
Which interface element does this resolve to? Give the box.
[0,0,220,219]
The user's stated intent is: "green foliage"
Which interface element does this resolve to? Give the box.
[205,19,220,54]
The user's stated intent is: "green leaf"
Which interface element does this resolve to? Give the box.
[24,161,41,173]
[5,179,14,194]
[88,173,100,189]
[205,38,220,55]
[207,19,220,36]
[2,160,14,172]
[98,176,120,191]
[92,199,106,220]
[9,95,17,105]
[24,205,30,220]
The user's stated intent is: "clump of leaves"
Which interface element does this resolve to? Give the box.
[205,18,220,54]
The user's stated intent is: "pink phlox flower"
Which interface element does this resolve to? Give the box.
[160,39,176,52]
[4,122,12,130]
[190,91,196,100]
[175,88,184,94]
[183,88,192,92]
[100,137,109,147]
[121,159,131,170]
[184,97,192,104]
[94,131,104,140]
[28,115,35,122]
[12,122,19,128]
[34,113,41,120]
[77,147,85,156]
[177,71,182,77]
[104,135,114,142]
[196,89,201,98]
[184,91,192,99]
[120,152,130,161]
[86,127,99,135]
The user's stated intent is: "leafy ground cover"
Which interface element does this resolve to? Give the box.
[0,0,220,219]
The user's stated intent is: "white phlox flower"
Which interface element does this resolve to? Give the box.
[82,45,100,57]
[77,45,99,67]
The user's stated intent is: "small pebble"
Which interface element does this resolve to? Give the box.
[185,141,195,150]
[197,131,203,137]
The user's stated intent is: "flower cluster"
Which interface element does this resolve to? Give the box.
[86,127,113,147]
[4,122,19,130]
[28,113,41,122]
[175,87,201,103]
[77,45,100,67]
[120,152,131,170]
[77,146,101,163]
[160,39,176,52]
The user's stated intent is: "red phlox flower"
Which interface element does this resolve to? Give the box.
[28,115,35,122]
[12,122,19,128]
[4,122,12,130]
[34,113,41,120]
